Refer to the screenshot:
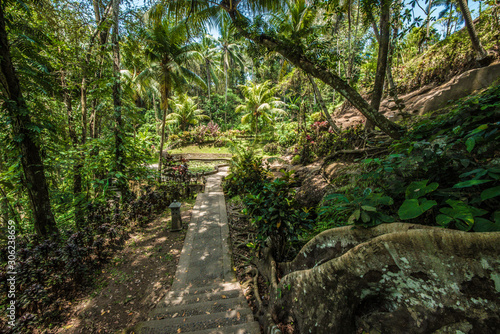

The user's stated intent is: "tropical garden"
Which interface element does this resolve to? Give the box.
[0,0,499,332]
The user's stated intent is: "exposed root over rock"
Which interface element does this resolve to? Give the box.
[274,224,500,333]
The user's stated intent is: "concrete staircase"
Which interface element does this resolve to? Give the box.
[134,167,260,334]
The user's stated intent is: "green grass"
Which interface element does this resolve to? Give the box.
[189,160,230,173]
[169,145,232,155]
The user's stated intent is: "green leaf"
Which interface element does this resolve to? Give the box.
[348,209,360,224]
[440,200,475,226]
[488,172,500,180]
[456,220,472,231]
[473,218,500,232]
[361,205,377,212]
[453,179,491,188]
[436,214,453,226]
[405,180,439,199]
[481,186,500,201]
[398,199,437,220]
[494,211,500,224]
[379,213,395,223]
[421,199,437,212]
[460,168,485,178]
[468,124,488,135]
[465,137,475,152]
[361,211,371,223]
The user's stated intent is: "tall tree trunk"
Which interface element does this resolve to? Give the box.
[365,0,391,132]
[206,61,212,119]
[206,59,211,102]
[373,12,404,115]
[224,51,228,104]
[224,7,404,139]
[0,3,58,237]
[158,90,170,179]
[347,0,352,82]
[348,0,360,83]
[307,74,340,134]
[456,0,488,59]
[224,51,228,129]
[112,0,126,193]
[425,0,434,39]
[446,5,452,38]
[62,73,84,228]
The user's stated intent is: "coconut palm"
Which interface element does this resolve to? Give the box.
[166,94,210,131]
[219,15,245,105]
[200,35,222,119]
[201,35,221,100]
[237,80,286,137]
[137,19,206,175]
[455,0,487,59]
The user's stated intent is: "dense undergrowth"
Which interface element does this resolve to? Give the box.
[394,9,499,93]
[321,82,500,232]
[0,168,190,333]
[224,82,500,263]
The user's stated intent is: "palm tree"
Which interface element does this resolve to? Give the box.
[138,19,206,176]
[143,0,404,139]
[455,0,488,59]
[433,0,462,38]
[166,94,210,131]
[272,0,339,133]
[237,80,286,137]
[218,15,245,106]
[200,35,222,117]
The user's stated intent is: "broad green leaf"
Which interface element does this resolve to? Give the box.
[494,211,500,224]
[361,211,371,223]
[473,218,500,232]
[436,214,453,226]
[421,199,438,212]
[468,124,488,135]
[460,168,484,178]
[405,180,439,199]
[379,214,395,223]
[465,137,475,152]
[398,199,436,220]
[488,172,500,180]
[440,200,475,225]
[452,179,491,188]
[456,220,472,231]
[361,205,377,212]
[481,186,500,201]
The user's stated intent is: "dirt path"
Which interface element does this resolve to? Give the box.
[55,202,194,334]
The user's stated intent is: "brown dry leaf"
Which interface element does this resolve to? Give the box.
[177,329,181,333]
[221,295,226,299]
[237,312,241,320]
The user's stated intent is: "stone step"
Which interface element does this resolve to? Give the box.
[136,308,254,333]
[179,321,261,334]
[149,296,249,320]
[158,288,244,308]
[166,282,242,300]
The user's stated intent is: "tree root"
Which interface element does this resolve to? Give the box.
[247,267,282,334]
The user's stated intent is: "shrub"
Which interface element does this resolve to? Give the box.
[242,171,313,261]
[223,147,268,197]
[263,142,280,155]
[291,155,301,165]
